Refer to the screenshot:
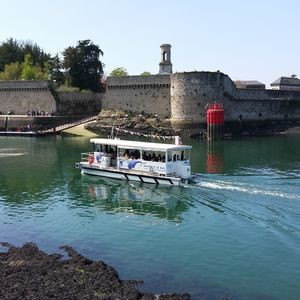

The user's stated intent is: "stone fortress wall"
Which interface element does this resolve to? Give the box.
[103,71,300,125]
[103,75,171,116]
[170,72,224,124]
[170,71,300,124]
[0,81,56,115]
[56,92,102,115]
[102,43,300,127]
[0,80,102,116]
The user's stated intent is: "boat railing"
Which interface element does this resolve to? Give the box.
[81,152,94,162]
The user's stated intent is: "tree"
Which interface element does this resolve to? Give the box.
[63,40,104,92]
[47,54,65,86]
[20,54,48,80]
[21,40,51,71]
[140,71,151,76]
[0,38,50,72]
[0,38,22,71]
[110,67,129,77]
[0,62,22,80]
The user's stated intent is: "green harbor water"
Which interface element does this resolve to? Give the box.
[0,135,299,299]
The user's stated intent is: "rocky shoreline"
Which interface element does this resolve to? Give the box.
[85,110,178,138]
[0,242,190,300]
[85,110,300,139]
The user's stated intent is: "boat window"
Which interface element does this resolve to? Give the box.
[94,144,102,152]
[108,146,117,159]
[94,144,117,159]
[170,150,187,161]
[119,148,141,159]
[142,151,165,162]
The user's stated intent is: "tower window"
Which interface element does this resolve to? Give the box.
[163,51,167,61]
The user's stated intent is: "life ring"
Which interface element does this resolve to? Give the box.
[88,154,95,165]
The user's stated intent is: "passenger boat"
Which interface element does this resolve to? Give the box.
[76,137,198,186]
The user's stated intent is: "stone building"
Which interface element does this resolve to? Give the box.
[270,74,300,90]
[234,80,266,89]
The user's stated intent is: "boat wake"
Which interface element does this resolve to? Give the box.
[0,148,27,158]
[0,152,27,158]
[193,178,300,201]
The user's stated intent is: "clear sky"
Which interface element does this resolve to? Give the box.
[1,0,299,87]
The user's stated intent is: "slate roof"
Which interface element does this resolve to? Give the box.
[234,80,265,89]
[271,76,300,87]
[239,80,264,85]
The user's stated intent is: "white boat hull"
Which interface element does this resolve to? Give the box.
[79,163,182,186]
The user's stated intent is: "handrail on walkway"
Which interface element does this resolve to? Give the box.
[43,115,98,133]
[0,115,98,136]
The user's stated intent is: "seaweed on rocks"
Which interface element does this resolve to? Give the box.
[0,242,190,300]
[85,109,177,137]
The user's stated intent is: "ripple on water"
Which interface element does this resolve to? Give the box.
[1,136,300,300]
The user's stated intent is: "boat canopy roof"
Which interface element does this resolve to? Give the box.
[90,138,192,151]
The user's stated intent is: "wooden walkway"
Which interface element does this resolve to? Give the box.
[0,115,98,137]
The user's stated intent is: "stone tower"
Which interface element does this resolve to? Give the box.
[159,44,173,74]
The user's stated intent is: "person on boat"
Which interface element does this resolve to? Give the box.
[124,150,129,159]
[142,152,147,160]
[108,147,117,159]
[133,149,140,159]
[151,153,157,161]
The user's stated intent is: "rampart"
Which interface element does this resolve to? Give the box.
[0,81,103,116]
[170,72,300,125]
[56,92,102,115]
[102,75,170,116]
[0,81,56,115]
[170,72,224,124]
[224,83,300,122]
[2,72,300,132]
[103,72,300,128]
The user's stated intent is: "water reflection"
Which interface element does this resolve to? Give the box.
[74,177,190,222]
[206,142,224,174]
[188,135,300,176]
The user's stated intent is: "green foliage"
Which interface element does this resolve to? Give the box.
[55,85,80,92]
[20,54,48,80]
[47,54,65,86]
[140,71,151,76]
[0,38,50,72]
[0,62,22,80]
[0,38,106,90]
[63,40,104,92]
[0,38,51,80]
[110,67,129,77]
[21,40,51,70]
[0,53,48,80]
[0,38,22,71]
